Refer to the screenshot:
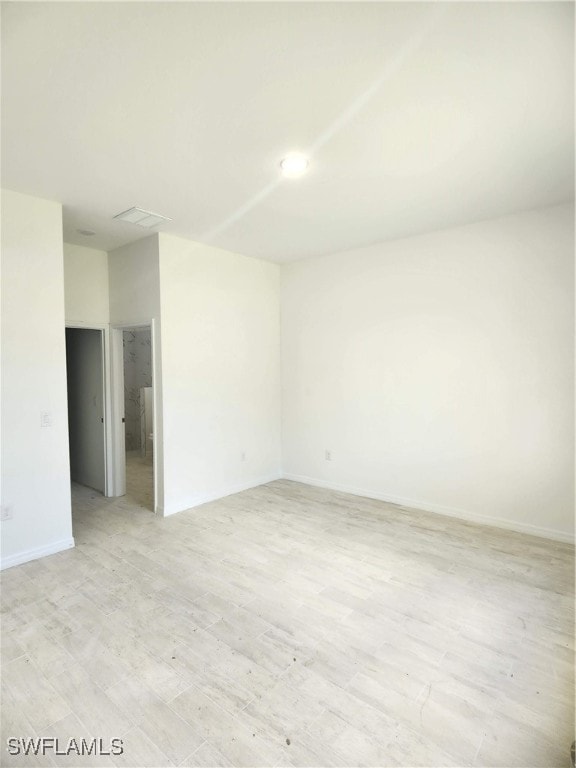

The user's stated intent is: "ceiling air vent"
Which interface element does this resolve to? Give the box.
[113,207,172,229]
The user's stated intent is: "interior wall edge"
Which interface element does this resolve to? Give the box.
[282,473,575,545]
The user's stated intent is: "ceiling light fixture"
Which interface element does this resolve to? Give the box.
[113,207,172,229]
[280,152,309,178]
[76,228,95,236]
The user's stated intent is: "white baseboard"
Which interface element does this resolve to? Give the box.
[0,537,75,571]
[282,473,575,545]
[162,473,283,517]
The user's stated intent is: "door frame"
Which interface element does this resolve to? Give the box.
[110,319,159,512]
[65,323,112,496]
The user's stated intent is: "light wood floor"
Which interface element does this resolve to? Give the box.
[1,479,574,767]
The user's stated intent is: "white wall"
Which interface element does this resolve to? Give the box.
[64,242,109,324]
[108,236,161,324]
[1,189,74,568]
[282,204,575,542]
[108,236,163,509]
[158,234,282,515]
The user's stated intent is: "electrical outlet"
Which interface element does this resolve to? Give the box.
[1,505,13,521]
[41,411,52,428]
[325,449,332,461]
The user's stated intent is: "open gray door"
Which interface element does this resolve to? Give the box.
[66,328,105,493]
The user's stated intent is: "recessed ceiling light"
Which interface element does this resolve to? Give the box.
[113,207,172,229]
[280,153,309,178]
[76,229,95,236]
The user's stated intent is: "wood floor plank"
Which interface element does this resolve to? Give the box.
[1,466,573,767]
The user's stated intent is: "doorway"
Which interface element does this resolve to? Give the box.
[122,327,154,511]
[65,328,106,493]
[65,322,158,513]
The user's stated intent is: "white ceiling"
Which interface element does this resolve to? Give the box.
[2,2,574,263]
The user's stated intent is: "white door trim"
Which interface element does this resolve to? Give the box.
[109,327,126,498]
